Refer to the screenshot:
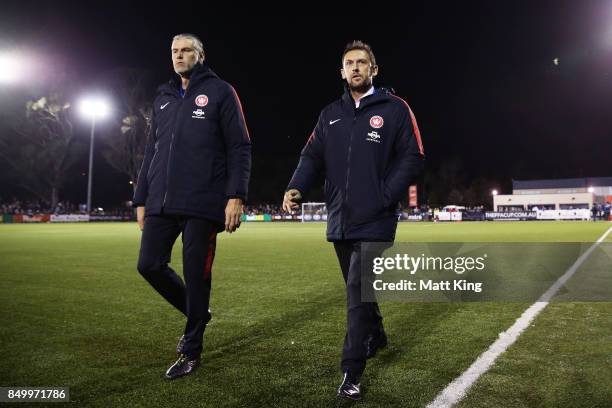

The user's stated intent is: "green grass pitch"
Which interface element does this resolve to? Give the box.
[0,221,610,407]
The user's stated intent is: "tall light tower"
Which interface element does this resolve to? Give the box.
[491,189,498,211]
[79,97,110,213]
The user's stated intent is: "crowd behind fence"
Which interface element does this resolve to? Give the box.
[1,199,610,223]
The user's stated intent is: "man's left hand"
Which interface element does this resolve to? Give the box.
[225,198,243,233]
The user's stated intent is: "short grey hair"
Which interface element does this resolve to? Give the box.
[172,33,205,62]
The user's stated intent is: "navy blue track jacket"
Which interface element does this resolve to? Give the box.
[287,87,425,242]
[133,63,251,229]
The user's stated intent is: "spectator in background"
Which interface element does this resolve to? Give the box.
[591,203,599,221]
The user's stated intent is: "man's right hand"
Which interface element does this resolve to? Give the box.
[137,206,145,231]
[282,189,302,213]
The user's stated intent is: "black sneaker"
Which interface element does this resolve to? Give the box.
[176,335,185,355]
[164,354,200,380]
[366,330,388,359]
[337,372,361,400]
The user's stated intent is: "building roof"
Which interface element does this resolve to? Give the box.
[513,177,612,190]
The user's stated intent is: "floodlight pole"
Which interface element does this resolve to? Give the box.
[86,116,96,213]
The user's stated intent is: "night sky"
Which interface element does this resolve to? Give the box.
[1,2,612,207]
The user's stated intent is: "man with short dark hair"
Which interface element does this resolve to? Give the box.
[133,33,251,380]
[283,40,425,400]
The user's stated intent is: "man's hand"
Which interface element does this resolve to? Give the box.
[283,189,302,213]
[137,206,145,231]
[225,198,243,233]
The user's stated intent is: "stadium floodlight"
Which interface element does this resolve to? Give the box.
[587,187,594,193]
[0,50,43,85]
[0,52,18,83]
[491,189,498,196]
[79,96,111,213]
[79,97,110,119]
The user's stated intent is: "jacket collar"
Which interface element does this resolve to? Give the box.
[341,84,393,114]
[158,63,219,97]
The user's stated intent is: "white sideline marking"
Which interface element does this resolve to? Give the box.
[426,226,612,408]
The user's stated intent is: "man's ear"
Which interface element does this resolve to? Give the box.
[340,68,346,79]
[371,65,379,78]
[199,51,206,64]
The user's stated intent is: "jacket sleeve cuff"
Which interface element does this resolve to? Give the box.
[286,183,306,195]
[131,194,146,208]
[226,194,246,201]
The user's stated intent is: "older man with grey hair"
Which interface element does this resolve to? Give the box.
[133,33,251,380]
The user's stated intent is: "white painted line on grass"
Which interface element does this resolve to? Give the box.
[426,226,612,408]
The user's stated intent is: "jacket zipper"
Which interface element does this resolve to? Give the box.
[162,97,184,207]
[147,141,159,179]
[341,109,358,238]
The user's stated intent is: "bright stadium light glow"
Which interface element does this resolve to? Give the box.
[588,187,595,193]
[0,50,41,84]
[492,189,498,196]
[79,97,110,119]
[0,53,18,83]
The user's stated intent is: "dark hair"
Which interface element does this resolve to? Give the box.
[342,40,377,66]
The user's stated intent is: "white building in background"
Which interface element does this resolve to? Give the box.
[493,177,612,211]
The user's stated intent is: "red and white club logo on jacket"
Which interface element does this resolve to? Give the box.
[195,94,209,107]
[370,115,384,128]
